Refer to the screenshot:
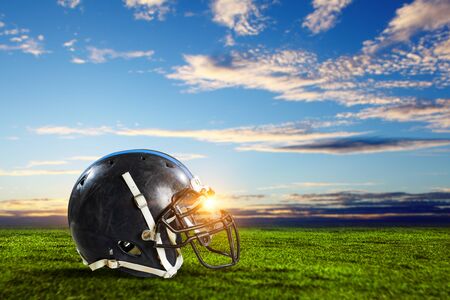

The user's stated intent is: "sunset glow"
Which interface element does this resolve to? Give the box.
[1,0,449,226]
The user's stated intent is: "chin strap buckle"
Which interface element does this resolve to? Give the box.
[134,194,147,209]
[107,260,120,269]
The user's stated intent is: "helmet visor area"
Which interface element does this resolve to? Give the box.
[156,188,240,269]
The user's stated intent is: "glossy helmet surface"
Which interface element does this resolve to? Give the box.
[68,149,240,278]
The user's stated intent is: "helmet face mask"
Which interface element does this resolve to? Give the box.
[68,149,240,278]
[156,187,240,268]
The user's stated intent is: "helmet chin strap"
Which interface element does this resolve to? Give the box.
[77,172,183,279]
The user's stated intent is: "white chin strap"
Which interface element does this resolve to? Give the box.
[79,172,183,279]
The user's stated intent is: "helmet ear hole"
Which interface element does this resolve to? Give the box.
[118,241,142,257]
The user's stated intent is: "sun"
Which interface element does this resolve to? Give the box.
[202,197,216,211]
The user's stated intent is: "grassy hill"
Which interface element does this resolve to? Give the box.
[0,228,449,299]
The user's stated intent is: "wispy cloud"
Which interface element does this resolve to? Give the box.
[224,33,235,47]
[62,38,155,64]
[172,153,206,161]
[25,160,68,168]
[303,0,352,34]
[124,0,170,21]
[33,122,362,144]
[222,194,266,201]
[211,0,266,36]
[372,80,433,89]
[167,40,448,106]
[71,57,86,64]
[63,38,77,52]
[434,35,450,60]
[258,181,377,191]
[232,191,450,220]
[340,99,450,132]
[363,0,450,53]
[33,125,113,136]
[68,156,100,161]
[0,22,47,56]
[12,156,100,172]
[168,51,349,103]
[83,46,154,63]
[433,187,450,192]
[57,0,81,9]
[0,198,67,217]
[115,125,361,143]
[238,138,450,154]
[0,169,80,177]
[32,124,450,155]
[168,5,450,109]
[168,51,322,93]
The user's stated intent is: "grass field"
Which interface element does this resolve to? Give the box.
[0,228,449,299]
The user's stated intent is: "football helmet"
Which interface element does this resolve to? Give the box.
[68,149,240,278]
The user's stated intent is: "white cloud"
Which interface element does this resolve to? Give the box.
[26,160,68,168]
[258,181,376,191]
[63,39,77,48]
[303,0,352,34]
[57,0,81,9]
[363,0,450,53]
[68,156,100,161]
[32,123,450,155]
[0,28,29,36]
[211,0,266,36]
[0,21,4,28]
[0,22,47,56]
[34,125,113,136]
[71,57,86,64]
[0,36,47,56]
[433,187,450,192]
[168,50,323,98]
[19,37,46,56]
[33,123,362,144]
[63,39,77,52]
[116,126,361,144]
[372,80,432,89]
[0,169,80,177]
[224,34,235,47]
[168,27,450,106]
[85,47,154,63]
[340,99,450,132]
[10,35,28,43]
[434,35,450,60]
[124,0,169,21]
[167,50,410,106]
[173,153,206,161]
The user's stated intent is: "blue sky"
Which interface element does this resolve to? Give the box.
[0,0,450,223]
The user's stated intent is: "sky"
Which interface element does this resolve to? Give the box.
[0,0,450,225]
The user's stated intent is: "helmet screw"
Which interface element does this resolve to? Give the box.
[141,229,154,241]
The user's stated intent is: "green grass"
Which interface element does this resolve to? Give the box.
[0,228,449,299]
